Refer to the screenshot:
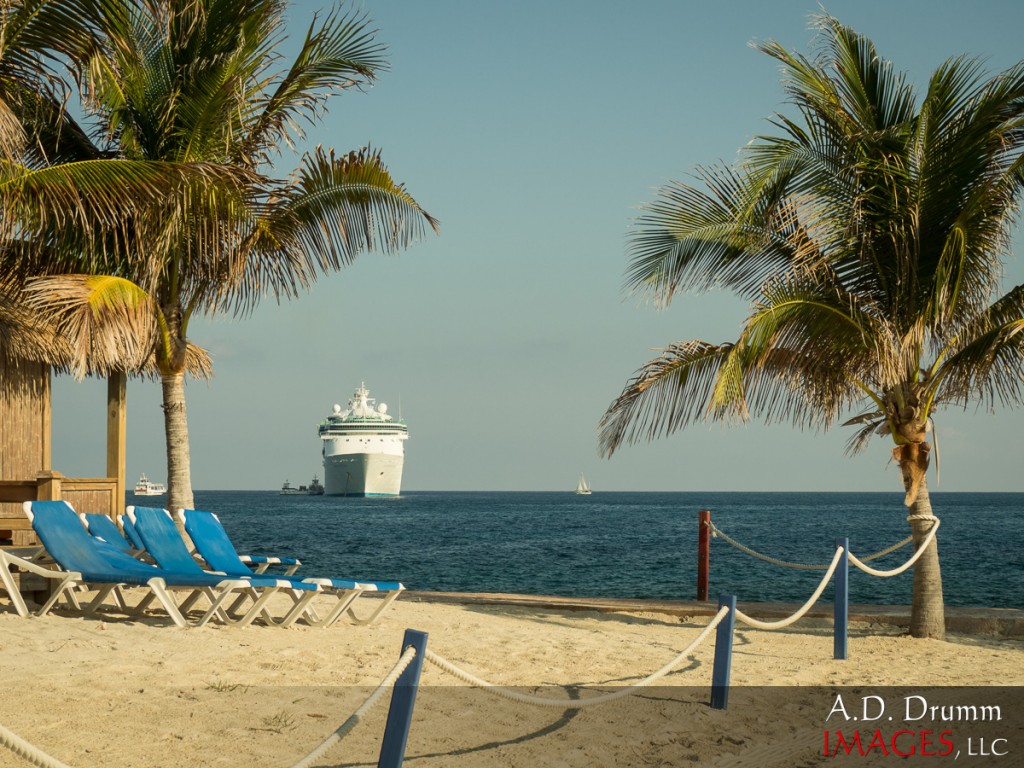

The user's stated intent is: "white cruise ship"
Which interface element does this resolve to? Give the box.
[319,384,408,496]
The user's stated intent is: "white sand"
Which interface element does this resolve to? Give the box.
[1,595,1022,767]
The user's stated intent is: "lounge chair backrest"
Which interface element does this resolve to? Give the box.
[120,515,145,550]
[127,506,206,575]
[24,501,162,584]
[179,510,249,574]
[82,513,134,553]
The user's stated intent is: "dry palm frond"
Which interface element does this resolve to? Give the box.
[0,278,72,367]
[23,274,156,378]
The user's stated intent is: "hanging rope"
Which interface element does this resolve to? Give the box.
[289,644,418,768]
[858,534,914,562]
[708,522,831,570]
[733,546,844,630]
[423,605,730,709]
[848,518,940,578]
[710,521,914,569]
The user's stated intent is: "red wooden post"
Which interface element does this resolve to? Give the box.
[697,509,711,601]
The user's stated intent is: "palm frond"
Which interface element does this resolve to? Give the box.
[22,273,156,377]
[599,341,738,457]
[236,4,387,164]
[209,146,437,315]
[21,273,213,380]
[626,163,812,304]
[0,157,259,283]
[0,275,71,366]
[933,284,1024,408]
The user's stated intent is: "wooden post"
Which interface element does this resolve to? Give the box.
[834,538,849,661]
[40,364,52,471]
[710,594,736,710]
[34,470,63,501]
[697,509,711,601]
[106,372,127,517]
[378,629,428,768]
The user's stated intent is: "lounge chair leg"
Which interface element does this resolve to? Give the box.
[84,585,121,614]
[276,590,325,628]
[311,589,364,628]
[134,590,159,614]
[224,591,254,618]
[110,586,130,612]
[33,574,82,617]
[0,553,30,618]
[204,586,274,628]
[179,588,211,615]
[347,589,404,626]
[144,578,189,628]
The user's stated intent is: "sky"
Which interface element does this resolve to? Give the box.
[50,0,1024,493]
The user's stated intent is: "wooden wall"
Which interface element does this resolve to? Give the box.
[0,356,50,544]
[0,355,50,480]
[1,358,120,547]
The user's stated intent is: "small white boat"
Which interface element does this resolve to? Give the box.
[575,473,592,495]
[280,479,304,496]
[134,474,167,496]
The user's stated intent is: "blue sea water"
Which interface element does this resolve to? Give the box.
[167,490,1024,609]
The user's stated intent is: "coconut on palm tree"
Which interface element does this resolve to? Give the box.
[600,16,1024,640]
[7,0,438,513]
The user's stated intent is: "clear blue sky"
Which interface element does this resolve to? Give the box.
[51,0,1024,492]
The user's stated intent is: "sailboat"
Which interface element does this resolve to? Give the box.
[575,473,592,495]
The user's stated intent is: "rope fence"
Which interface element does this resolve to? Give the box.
[698,509,942,658]
[733,547,843,630]
[848,517,940,577]
[423,605,730,708]
[708,520,915,569]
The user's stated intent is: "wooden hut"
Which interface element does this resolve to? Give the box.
[0,299,125,549]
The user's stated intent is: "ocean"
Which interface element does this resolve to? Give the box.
[165,490,1023,609]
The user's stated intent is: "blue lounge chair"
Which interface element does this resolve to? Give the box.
[0,501,319,628]
[128,506,382,628]
[176,507,405,626]
[78,512,152,611]
[123,507,339,626]
[81,512,138,554]
[120,514,145,551]
[120,508,298,574]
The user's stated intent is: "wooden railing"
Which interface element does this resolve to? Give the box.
[0,471,119,548]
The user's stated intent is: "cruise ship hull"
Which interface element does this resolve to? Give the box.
[323,452,404,497]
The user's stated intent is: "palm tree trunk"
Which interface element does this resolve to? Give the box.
[900,473,945,640]
[161,371,195,513]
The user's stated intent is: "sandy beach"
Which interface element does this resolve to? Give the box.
[1,594,1023,768]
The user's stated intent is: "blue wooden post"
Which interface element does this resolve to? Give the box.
[378,629,428,768]
[834,539,849,661]
[710,594,737,710]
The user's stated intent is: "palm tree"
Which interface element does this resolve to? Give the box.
[12,0,438,513]
[599,16,1024,640]
[0,0,167,369]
